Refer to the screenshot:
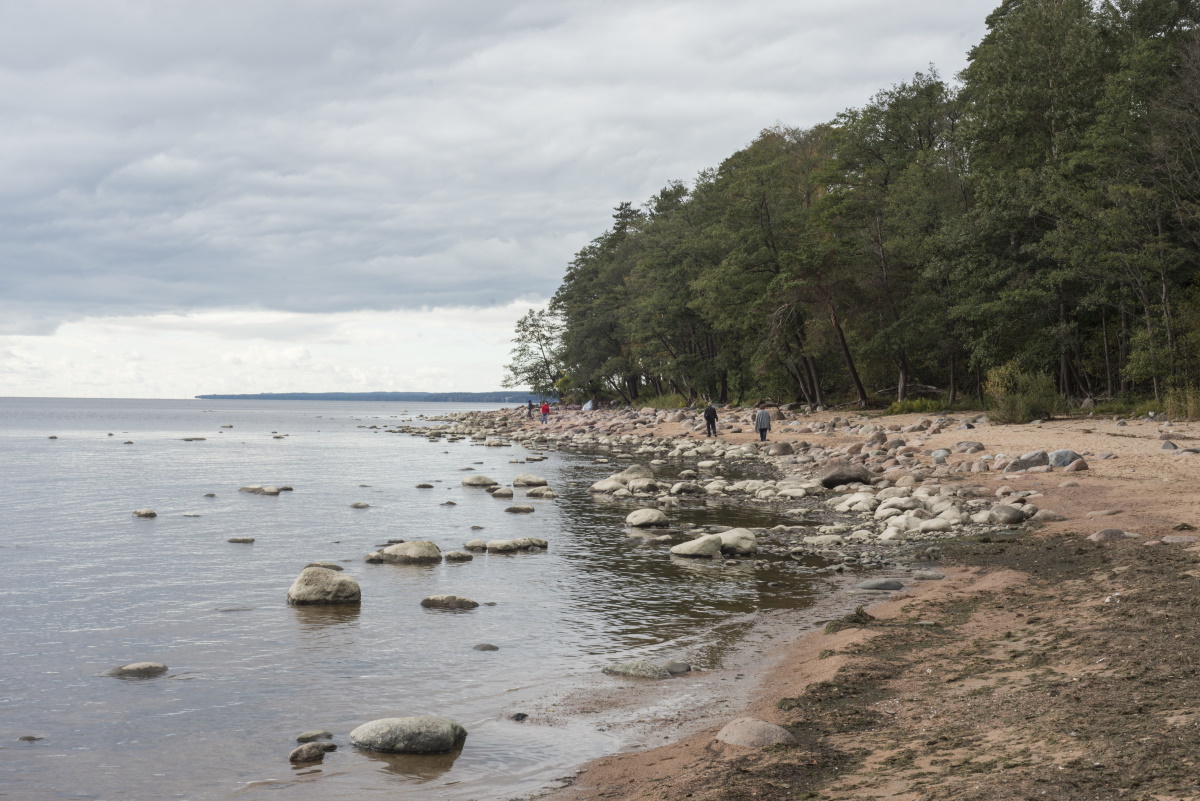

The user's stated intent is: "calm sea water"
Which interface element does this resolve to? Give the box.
[0,397,830,800]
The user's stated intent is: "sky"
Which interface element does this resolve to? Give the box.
[0,0,999,399]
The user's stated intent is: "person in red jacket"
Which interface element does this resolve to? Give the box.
[540,402,550,424]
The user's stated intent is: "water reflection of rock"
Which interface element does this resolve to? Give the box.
[357,747,463,782]
[290,604,362,629]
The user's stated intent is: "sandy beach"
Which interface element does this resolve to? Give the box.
[473,405,1200,801]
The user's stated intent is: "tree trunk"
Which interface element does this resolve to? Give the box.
[948,351,958,409]
[718,370,729,404]
[806,356,826,408]
[1120,302,1129,395]
[828,303,868,407]
[976,363,986,409]
[1101,305,1113,397]
[896,350,910,402]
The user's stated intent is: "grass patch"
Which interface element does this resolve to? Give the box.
[824,606,876,635]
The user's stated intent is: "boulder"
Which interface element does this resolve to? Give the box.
[669,534,723,558]
[1088,528,1128,542]
[228,537,255,544]
[490,487,514,499]
[602,660,671,679]
[512,473,548,487]
[1064,459,1089,472]
[289,742,336,762]
[368,541,442,564]
[988,505,1027,525]
[589,478,626,493]
[766,442,794,456]
[717,528,758,555]
[626,508,669,528]
[473,643,499,651]
[1005,450,1049,472]
[461,475,499,487]
[420,595,479,610]
[525,486,557,498]
[818,461,872,488]
[505,505,535,514]
[287,567,362,605]
[444,551,474,562]
[615,464,655,482]
[132,509,157,518]
[1047,449,1082,468]
[855,578,904,590]
[106,662,168,678]
[349,716,467,754]
[716,718,798,748]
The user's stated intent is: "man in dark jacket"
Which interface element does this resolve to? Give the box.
[754,404,772,442]
[703,402,718,437]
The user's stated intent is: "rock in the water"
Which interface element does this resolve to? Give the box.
[473,643,499,651]
[228,537,255,544]
[368,541,443,564]
[626,508,669,527]
[461,475,499,487]
[490,487,514,499]
[716,718,798,748]
[304,561,343,571]
[602,660,671,679]
[444,551,474,562]
[512,473,548,487]
[856,578,904,591]
[717,528,758,555]
[421,594,479,610]
[818,461,871,488]
[289,742,336,762]
[132,509,157,518]
[287,567,362,605]
[505,505,535,514]
[349,716,467,754]
[350,502,370,509]
[296,730,333,743]
[106,662,168,678]
[416,483,434,488]
[669,534,723,558]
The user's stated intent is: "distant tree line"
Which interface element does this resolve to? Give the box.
[505,0,1200,409]
[195,392,521,402]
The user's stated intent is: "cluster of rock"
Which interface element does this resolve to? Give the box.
[287,717,469,764]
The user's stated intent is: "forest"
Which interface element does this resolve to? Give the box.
[504,0,1200,416]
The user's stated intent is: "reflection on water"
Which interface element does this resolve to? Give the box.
[0,398,834,801]
[357,746,463,781]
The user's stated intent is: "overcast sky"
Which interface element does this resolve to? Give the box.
[0,0,998,398]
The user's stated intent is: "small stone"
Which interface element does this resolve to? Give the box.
[473,643,499,651]
[855,578,904,590]
[296,730,333,743]
[227,537,255,544]
[1088,528,1127,542]
[420,594,479,610]
[509,712,529,721]
[912,571,945,580]
[665,661,691,674]
[350,502,370,509]
[289,742,336,763]
[17,735,43,741]
[602,660,671,679]
[132,509,157,518]
[416,483,434,488]
[504,505,535,514]
[106,662,168,678]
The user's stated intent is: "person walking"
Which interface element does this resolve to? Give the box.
[703,402,718,437]
[540,401,550,424]
[526,399,534,418]
[754,404,772,442]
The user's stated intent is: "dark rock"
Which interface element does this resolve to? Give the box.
[818,461,872,488]
[289,742,336,762]
[473,643,499,651]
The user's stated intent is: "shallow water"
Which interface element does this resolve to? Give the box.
[0,398,830,800]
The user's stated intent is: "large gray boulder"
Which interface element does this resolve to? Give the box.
[626,508,669,528]
[367,541,442,564]
[1006,450,1049,472]
[988,505,1027,525]
[669,534,723,558]
[717,528,758,555]
[766,442,794,456]
[588,478,626,493]
[716,718,798,748]
[512,473,548,487]
[287,567,361,605]
[856,578,904,590]
[818,461,872,488]
[602,660,671,679]
[349,716,467,754]
[461,475,499,487]
[1047,449,1082,468]
[614,464,654,482]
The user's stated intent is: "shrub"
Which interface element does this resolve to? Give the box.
[984,363,1065,424]
[1166,386,1200,421]
[633,393,690,409]
[882,397,942,416]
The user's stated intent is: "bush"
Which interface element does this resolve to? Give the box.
[984,363,1065,424]
[633,393,690,409]
[882,397,942,416]
[1166,386,1200,421]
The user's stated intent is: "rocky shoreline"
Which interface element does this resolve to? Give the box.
[384,402,1200,801]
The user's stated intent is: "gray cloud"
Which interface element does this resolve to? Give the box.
[0,0,996,333]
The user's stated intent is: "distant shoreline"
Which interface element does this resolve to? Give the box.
[194,391,526,402]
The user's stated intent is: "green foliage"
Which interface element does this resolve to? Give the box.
[631,393,690,410]
[501,309,563,397]
[1166,386,1200,421]
[984,362,1065,423]
[882,398,942,416]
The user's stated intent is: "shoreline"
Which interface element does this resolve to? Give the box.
[427,404,1200,800]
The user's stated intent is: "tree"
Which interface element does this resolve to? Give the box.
[501,308,563,397]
